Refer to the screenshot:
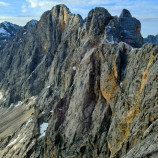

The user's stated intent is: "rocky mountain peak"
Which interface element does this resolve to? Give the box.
[0,21,21,49]
[118,9,143,47]
[83,7,112,36]
[51,4,70,15]
[119,9,132,18]
[25,19,38,31]
[0,4,157,158]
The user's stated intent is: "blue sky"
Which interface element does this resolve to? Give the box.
[0,0,158,37]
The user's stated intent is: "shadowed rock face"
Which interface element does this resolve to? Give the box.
[144,34,158,44]
[0,22,21,49]
[120,9,132,18]
[0,4,157,158]
[119,9,143,48]
[103,9,143,48]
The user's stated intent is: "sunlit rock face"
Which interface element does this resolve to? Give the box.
[0,4,157,158]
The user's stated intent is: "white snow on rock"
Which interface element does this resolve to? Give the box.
[106,26,111,32]
[0,27,7,34]
[29,20,38,26]
[19,136,26,143]
[31,96,37,100]
[15,101,23,107]
[3,22,9,29]
[39,123,48,138]
[0,91,3,100]
[7,134,20,147]
[120,82,123,87]
[46,86,50,89]
[72,66,76,71]
[0,91,6,103]
[0,27,10,36]
[39,132,45,138]
[26,118,32,127]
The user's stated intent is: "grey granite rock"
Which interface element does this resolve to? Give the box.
[0,4,157,158]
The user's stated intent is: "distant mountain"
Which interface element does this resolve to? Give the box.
[0,22,21,48]
[144,34,158,44]
[0,20,38,49]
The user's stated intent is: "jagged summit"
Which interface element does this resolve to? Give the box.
[51,4,70,13]
[0,21,21,48]
[119,9,132,18]
[144,34,158,44]
[25,19,38,31]
[38,4,143,47]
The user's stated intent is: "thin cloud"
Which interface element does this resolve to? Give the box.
[0,1,9,6]
[21,5,27,13]
[24,0,158,17]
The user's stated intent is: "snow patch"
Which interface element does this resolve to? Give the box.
[39,132,45,138]
[39,123,48,138]
[46,86,50,89]
[3,22,9,28]
[72,66,76,71]
[7,134,20,147]
[26,118,32,127]
[15,101,22,107]
[31,96,37,100]
[29,20,38,26]
[120,82,123,87]
[0,91,6,102]
[19,136,26,143]
[10,103,14,107]
[0,92,3,100]
[0,27,7,34]
[106,26,111,32]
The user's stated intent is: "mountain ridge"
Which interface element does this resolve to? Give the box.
[144,34,158,44]
[0,4,157,158]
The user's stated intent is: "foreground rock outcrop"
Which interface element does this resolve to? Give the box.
[0,4,157,158]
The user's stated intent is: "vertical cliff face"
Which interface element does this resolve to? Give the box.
[119,9,143,47]
[103,9,143,47]
[0,4,157,158]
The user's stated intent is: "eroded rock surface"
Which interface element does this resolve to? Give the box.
[0,4,157,158]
